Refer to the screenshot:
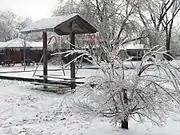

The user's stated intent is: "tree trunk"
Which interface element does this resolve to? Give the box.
[121,88,128,129]
[121,119,128,129]
[166,28,170,52]
[164,22,173,61]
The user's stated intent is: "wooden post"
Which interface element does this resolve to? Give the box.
[70,33,76,89]
[23,39,26,71]
[43,32,48,84]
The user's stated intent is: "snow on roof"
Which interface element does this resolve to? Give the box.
[0,39,56,50]
[29,41,43,50]
[21,14,77,33]
[0,42,7,48]
[20,14,97,35]
[5,38,31,48]
[30,41,56,50]
[119,43,146,50]
[30,41,43,48]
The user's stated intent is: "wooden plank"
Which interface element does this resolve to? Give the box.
[0,75,44,83]
[0,75,83,87]
[35,75,85,80]
[47,80,84,84]
[31,82,68,88]
[35,76,84,84]
[58,80,84,84]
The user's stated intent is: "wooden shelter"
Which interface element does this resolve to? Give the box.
[20,14,97,89]
[0,38,45,64]
[119,43,149,60]
[0,38,32,63]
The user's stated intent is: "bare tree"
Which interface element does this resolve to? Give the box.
[0,11,17,41]
[0,11,34,41]
[137,0,180,54]
[53,0,77,16]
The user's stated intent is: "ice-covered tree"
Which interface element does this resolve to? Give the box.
[74,43,180,129]
[53,0,180,130]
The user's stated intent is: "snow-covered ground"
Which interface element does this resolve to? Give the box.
[0,80,180,135]
[0,80,121,135]
[0,62,180,134]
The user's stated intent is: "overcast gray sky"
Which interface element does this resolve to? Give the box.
[0,0,58,21]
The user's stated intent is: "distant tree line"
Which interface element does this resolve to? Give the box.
[0,10,42,42]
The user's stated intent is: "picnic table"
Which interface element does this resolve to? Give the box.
[21,59,35,66]
[1,59,15,67]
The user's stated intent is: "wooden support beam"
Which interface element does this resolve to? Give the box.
[43,32,48,84]
[70,33,76,89]
[23,39,26,71]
